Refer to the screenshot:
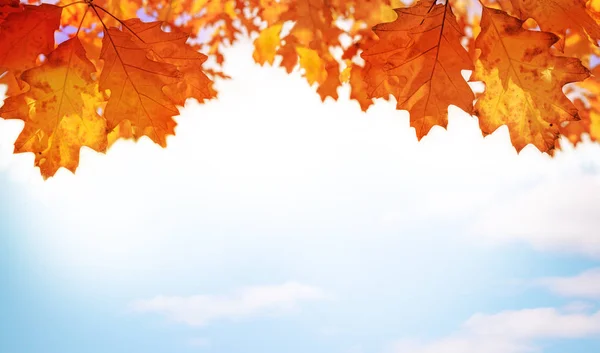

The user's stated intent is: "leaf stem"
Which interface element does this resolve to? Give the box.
[420,0,440,25]
[76,6,89,36]
[88,5,121,66]
[93,5,147,43]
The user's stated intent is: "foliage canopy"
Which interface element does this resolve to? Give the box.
[1,0,600,178]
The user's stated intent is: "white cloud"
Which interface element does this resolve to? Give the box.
[464,308,600,339]
[2,39,600,328]
[130,282,328,326]
[562,301,596,314]
[539,268,600,299]
[469,168,600,257]
[391,308,600,353]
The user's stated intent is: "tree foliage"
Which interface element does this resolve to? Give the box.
[0,0,599,178]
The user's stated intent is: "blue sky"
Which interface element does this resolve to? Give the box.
[1,40,600,353]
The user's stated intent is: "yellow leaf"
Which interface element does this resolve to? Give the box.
[0,38,106,178]
[296,47,327,85]
[253,24,283,65]
[473,7,590,153]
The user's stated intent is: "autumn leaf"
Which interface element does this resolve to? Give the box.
[123,20,217,106]
[253,23,284,66]
[361,0,475,139]
[561,75,600,145]
[316,58,342,101]
[98,19,185,147]
[347,64,373,111]
[144,0,259,77]
[509,0,600,49]
[0,38,106,178]
[562,31,600,69]
[0,0,22,23]
[296,47,327,86]
[250,0,396,102]
[473,6,590,153]
[0,3,61,73]
[560,98,600,145]
[3,0,600,179]
[253,0,344,101]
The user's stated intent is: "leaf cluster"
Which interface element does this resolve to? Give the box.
[1,0,600,178]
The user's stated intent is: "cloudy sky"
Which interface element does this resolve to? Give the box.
[1,39,600,353]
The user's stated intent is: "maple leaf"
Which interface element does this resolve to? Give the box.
[361,0,475,139]
[0,3,61,73]
[473,6,590,153]
[0,38,106,178]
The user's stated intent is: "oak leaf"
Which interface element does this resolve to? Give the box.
[361,0,475,139]
[0,38,107,178]
[347,64,373,111]
[509,0,600,49]
[253,24,284,66]
[4,0,600,180]
[473,6,590,153]
[125,20,217,106]
[296,47,327,86]
[561,76,600,145]
[0,3,61,73]
[99,19,184,147]
[0,0,22,23]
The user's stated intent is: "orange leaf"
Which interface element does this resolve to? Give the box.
[509,0,600,49]
[121,20,216,106]
[473,7,590,153]
[0,0,22,24]
[0,38,107,178]
[0,4,61,73]
[99,20,183,147]
[316,57,341,101]
[561,76,600,145]
[361,0,475,139]
[348,64,374,111]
